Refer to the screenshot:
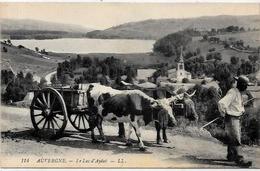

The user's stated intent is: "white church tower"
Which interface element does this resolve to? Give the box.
[176,46,187,82]
[167,46,192,82]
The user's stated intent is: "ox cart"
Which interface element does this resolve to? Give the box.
[30,84,186,139]
[30,86,92,139]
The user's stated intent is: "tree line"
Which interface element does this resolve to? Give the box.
[1,70,48,103]
[56,55,137,85]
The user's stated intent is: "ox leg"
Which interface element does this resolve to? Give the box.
[162,127,168,143]
[118,123,125,138]
[88,115,98,143]
[97,115,109,143]
[155,121,162,144]
[132,121,145,151]
[91,129,98,143]
[126,123,133,146]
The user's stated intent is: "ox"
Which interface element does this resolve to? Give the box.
[85,84,175,151]
[154,91,198,144]
[115,88,198,145]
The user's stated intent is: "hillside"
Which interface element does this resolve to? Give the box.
[1,19,93,39]
[86,15,260,40]
[0,42,64,77]
[187,40,258,63]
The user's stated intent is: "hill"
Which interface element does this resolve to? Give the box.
[187,41,258,63]
[86,15,260,40]
[0,42,64,77]
[1,19,94,39]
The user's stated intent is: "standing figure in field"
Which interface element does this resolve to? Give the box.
[218,75,252,168]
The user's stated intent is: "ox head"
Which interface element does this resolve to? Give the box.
[170,90,198,121]
[169,90,197,102]
[151,99,177,125]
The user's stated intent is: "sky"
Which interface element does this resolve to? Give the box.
[0,3,259,29]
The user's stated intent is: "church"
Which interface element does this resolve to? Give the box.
[168,47,192,82]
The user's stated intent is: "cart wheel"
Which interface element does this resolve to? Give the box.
[30,87,67,139]
[68,110,91,133]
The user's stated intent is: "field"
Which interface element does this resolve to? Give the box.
[1,42,63,77]
[189,32,260,63]
[216,31,260,48]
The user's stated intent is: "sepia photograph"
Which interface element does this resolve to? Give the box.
[0,2,260,169]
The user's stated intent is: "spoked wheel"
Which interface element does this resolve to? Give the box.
[68,110,91,133]
[30,88,67,139]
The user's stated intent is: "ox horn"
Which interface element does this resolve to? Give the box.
[151,101,159,108]
[176,94,184,100]
[184,90,196,98]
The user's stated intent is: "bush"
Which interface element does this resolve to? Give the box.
[208,47,215,52]
[2,46,7,52]
[18,45,25,49]
[182,78,190,83]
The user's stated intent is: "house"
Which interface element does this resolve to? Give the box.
[136,69,156,81]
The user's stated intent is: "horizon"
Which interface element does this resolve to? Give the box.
[0,3,259,29]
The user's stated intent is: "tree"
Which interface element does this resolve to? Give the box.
[1,70,14,85]
[182,78,190,83]
[39,77,47,88]
[214,52,222,61]
[35,47,39,52]
[202,34,208,41]
[50,74,58,85]
[230,56,239,65]
[2,46,8,52]
[24,72,34,89]
[197,56,205,63]
[196,48,201,55]
[76,54,82,66]
[17,71,24,85]
[248,55,259,63]
[153,31,192,57]
[214,63,234,95]
[7,39,12,45]
[239,27,245,32]
[101,63,109,76]
[82,57,92,67]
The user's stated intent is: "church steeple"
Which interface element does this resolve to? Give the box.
[177,46,184,71]
[179,46,184,63]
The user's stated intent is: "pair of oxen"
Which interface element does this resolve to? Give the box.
[85,84,197,151]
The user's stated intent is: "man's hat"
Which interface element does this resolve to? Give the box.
[234,75,250,85]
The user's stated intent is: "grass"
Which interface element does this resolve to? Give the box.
[1,42,63,77]
[216,30,260,48]
[187,40,258,63]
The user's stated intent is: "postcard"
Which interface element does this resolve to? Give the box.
[0,2,259,169]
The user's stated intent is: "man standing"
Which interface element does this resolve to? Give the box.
[218,75,252,167]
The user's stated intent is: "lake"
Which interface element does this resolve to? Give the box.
[11,38,155,54]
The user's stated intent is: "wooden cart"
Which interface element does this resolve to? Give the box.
[30,86,91,139]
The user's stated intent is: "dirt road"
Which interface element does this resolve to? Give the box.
[1,106,259,168]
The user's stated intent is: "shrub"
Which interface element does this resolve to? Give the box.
[2,46,7,52]
[182,78,190,83]
[208,47,215,52]
[18,45,25,49]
